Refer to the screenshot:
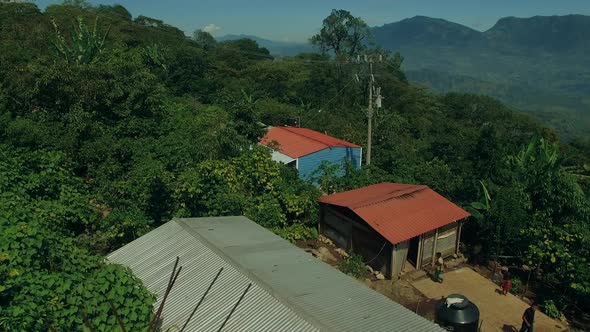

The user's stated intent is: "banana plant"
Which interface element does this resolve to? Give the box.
[510,136,561,174]
[50,16,111,65]
[467,180,491,220]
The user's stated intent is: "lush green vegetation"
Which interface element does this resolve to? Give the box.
[338,253,366,278]
[0,2,589,329]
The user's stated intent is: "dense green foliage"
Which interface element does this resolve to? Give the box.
[338,253,366,278]
[0,145,154,331]
[0,2,589,327]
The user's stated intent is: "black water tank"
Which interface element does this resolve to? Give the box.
[435,294,480,332]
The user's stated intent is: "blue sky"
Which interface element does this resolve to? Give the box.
[36,0,590,42]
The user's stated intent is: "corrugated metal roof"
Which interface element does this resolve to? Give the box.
[109,216,444,332]
[259,126,361,158]
[269,146,296,164]
[108,219,317,332]
[319,183,471,244]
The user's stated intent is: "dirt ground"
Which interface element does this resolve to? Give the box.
[297,238,570,331]
[413,268,567,332]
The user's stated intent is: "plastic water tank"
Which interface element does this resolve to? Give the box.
[435,294,480,332]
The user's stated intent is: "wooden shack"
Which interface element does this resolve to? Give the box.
[319,183,470,279]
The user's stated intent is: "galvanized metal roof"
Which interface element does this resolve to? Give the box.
[269,147,296,164]
[319,182,471,244]
[108,219,317,332]
[109,216,444,332]
[260,126,361,158]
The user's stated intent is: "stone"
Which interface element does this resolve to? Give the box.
[318,235,334,246]
[335,248,349,258]
[316,246,337,263]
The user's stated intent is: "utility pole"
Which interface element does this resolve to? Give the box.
[367,62,374,166]
[363,56,382,166]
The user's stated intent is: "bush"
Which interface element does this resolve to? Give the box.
[511,277,524,294]
[338,253,365,278]
[246,194,287,228]
[542,300,561,319]
[272,223,318,243]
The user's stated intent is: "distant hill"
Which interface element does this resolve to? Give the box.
[217,34,313,57]
[371,16,485,49]
[372,15,590,140]
[485,15,590,53]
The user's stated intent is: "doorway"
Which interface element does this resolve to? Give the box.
[407,236,420,268]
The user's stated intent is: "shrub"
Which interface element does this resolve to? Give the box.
[272,223,318,243]
[542,300,561,319]
[246,194,287,228]
[511,277,524,294]
[338,253,365,278]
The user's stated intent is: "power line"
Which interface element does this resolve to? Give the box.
[354,55,384,166]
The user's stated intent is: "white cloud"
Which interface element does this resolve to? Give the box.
[202,23,222,33]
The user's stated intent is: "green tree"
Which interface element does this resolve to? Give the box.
[310,9,372,58]
[193,29,217,50]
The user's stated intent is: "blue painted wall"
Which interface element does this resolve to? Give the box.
[297,146,362,181]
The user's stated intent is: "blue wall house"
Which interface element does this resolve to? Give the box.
[260,126,362,180]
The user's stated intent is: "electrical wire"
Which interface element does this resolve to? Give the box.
[363,241,388,265]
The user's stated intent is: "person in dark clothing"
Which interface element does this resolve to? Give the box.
[433,252,444,283]
[519,302,538,332]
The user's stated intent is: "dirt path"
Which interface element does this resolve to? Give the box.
[412,268,567,332]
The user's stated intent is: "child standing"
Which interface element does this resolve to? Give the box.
[502,274,513,295]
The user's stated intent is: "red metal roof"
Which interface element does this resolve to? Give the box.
[259,126,361,158]
[319,182,470,244]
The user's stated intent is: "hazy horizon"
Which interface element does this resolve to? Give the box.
[34,0,590,42]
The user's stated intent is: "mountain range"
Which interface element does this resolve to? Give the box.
[218,15,590,139]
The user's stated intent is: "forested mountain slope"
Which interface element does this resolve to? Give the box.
[372,15,590,139]
[0,3,589,330]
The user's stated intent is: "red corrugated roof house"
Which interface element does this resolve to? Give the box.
[259,126,362,180]
[319,182,470,279]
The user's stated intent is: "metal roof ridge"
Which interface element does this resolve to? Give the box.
[280,126,359,150]
[174,218,334,331]
[350,184,429,210]
[279,126,333,150]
